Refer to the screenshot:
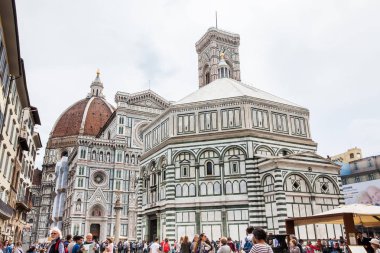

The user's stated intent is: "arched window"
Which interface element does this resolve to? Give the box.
[76,199,81,211]
[206,161,213,176]
[176,185,182,197]
[200,183,207,196]
[256,147,273,157]
[106,152,111,162]
[92,151,96,160]
[205,72,210,84]
[233,181,240,194]
[125,154,129,163]
[240,181,247,193]
[189,184,196,196]
[207,182,214,195]
[214,182,221,195]
[131,155,135,164]
[183,184,189,197]
[107,131,111,140]
[226,181,232,194]
[99,151,103,162]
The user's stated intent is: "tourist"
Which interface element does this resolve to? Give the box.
[68,237,80,253]
[289,239,300,253]
[195,233,213,253]
[242,226,254,253]
[191,236,199,253]
[6,240,13,253]
[248,228,273,253]
[143,242,148,253]
[150,238,160,253]
[226,238,235,253]
[83,233,98,253]
[180,236,191,253]
[105,239,114,253]
[124,240,130,253]
[174,238,181,253]
[65,235,73,253]
[370,239,380,253]
[13,242,24,253]
[217,238,231,253]
[160,239,171,253]
[47,227,65,253]
[73,237,85,253]
[358,233,374,253]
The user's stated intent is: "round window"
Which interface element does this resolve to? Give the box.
[93,172,106,185]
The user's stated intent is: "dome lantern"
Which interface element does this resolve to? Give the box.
[89,69,105,98]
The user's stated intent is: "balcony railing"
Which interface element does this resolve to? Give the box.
[16,195,32,212]
[0,199,14,219]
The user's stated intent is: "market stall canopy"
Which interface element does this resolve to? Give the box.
[287,204,380,227]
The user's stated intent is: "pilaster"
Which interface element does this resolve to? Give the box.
[274,169,287,234]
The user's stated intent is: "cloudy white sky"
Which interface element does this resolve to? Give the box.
[16,0,380,167]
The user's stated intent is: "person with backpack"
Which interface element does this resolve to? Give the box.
[249,228,273,253]
[64,235,73,253]
[161,239,171,253]
[47,227,65,253]
[242,226,254,253]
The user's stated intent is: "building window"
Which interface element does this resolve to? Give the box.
[199,111,218,132]
[181,165,190,178]
[221,108,241,129]
[350,153,354,159]
[78,167,85,176]
[342,178,347,185]
[368,159,373,168]
[118,126,124,135]
[117,152,123,162]
[368,174,374,181]
[119,116,125,124]
[272,112,288,133]
[354,176,361,183]
[77,178,84,187]
[290,116,307,136]
[116,170,122,178]
[230,161,239,174]
[205,72,210,84]
[80,149,86,159]
[177,114,195,134]
[252,108,269,130]
[206,161,213,176]
[115,181,121,190]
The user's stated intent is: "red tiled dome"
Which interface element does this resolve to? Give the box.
[51,97,114,138]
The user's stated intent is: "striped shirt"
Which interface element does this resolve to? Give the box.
[249,244,273,253]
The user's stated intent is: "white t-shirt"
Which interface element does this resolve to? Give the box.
[150,242,160,253]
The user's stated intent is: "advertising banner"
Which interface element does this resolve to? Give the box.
[342,179,380,205]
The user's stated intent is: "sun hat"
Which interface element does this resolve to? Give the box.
[369,239,380,246]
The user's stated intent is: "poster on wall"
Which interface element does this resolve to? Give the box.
[342,179,380,205]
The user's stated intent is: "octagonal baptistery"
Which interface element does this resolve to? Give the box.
[138,77,342,242]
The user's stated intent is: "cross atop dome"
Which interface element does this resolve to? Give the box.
[89,69,105,98]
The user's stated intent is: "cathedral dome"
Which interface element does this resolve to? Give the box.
[51,72,114,138]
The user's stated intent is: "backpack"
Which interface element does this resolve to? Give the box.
[243,237,253,253]
[163,243,170,253]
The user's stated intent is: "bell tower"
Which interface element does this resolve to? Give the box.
[195,27,241,88]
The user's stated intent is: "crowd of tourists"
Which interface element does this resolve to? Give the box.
[11,227,380,253]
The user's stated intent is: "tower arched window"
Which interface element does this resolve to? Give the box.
[205,72,210,84]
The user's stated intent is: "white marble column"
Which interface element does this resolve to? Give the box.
[114,198,122,244]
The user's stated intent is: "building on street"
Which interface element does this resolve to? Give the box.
[330,147,362,163]
[0,0,42,242]
[136,27,344,242]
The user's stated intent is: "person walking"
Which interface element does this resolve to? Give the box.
[289,240,300,253]
[217,238,231,253]
[248,228,273,253]
[195,234,213,253]
[226,238,235,253]
[149,239,160,253]
[370,239,380,253]
[72,237,84,253]
[47,227,65,253]
[180,236,191,253]
[161,239,170,253]
[242,227,254,253]
[83,233,98,253]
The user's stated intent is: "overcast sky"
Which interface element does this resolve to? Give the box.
[16,0,380,168]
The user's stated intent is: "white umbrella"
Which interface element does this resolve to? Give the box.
[290,204,380,227]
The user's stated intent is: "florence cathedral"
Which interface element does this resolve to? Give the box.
[30,27,344,243]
